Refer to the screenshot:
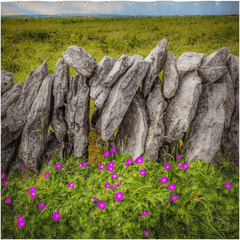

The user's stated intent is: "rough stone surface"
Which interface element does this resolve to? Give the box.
[101,54,135,88]
[1,82,24,118]
[177,52,205,79]
[198,47,230,84]
[142,38,168,99]
[65,73,90,159]
[215,71,235,128]
[185,83,228,164]
[62,45,97,78]
[96,59,150,142]
[91,107,103,128]
[144,80,168,162]
[163,51,179,99]
[7,61,49,133]
[18,74,54,174]
[222,54,239,166]
[1,140,16,174]
[115,91,149,162]
[164,70,202,144]
[89,56,117,108]
[53,57,69,109]
[1,70,14,96]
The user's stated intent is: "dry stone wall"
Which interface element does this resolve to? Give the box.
[1,38,239,180]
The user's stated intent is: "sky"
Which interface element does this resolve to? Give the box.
[1,1,239,17]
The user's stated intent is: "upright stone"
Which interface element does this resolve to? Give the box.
[144,81,168,162]
[198,47,230,84]
[115,91,149,162]
[1,70,14,96]
[163,51,179,99]
[215,71,235,128]
[65,73,90,160]
[96,60,150,142]
[18,74,54,174]
[89,56,117,108]
[1,61,49,149]
[62,45,97,78]
[53,57,69,109]
[164,70,202,144]
[177,52,205,79]
[142,38,168,99]
[1,82,24,118]
[101,54,135,88]
[185,83,228,164]
[7,61,49,132]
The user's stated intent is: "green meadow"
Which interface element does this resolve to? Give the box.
[1,16,239,239]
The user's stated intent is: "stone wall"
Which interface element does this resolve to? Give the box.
[1,38,239,180]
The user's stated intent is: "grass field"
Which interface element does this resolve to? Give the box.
[1,15,239,239]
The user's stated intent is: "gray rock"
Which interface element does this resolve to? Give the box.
[164,70,202,144]
[142,38,168,99]
[65,73,90,159]
[1,70,14,96]
[1,82,24,118]
[7,60,49,133]
[163,51,179,99]
[1,116,24,149]
[1,140,16,174]
[115,91,149,162]
[53,57,69,109]
[177,52,205,79]
[185,83,228,164]
[18,74,54,174]
[222,54,239,166]
[101,54,134,88]
[215,71,235,128]
[50,106,67,161]
[144,81,168,162]
[198,47,230,84]
[96,59,150,142]
[62,45,97,78]
[132,55,144,62]
[89,56,117,108]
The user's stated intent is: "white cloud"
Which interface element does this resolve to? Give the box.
[1,5,26,15]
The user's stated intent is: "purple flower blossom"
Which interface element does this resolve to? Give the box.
[171,194,178,201]
[147,234,150,237]
[108,161,115,167]
[107,166,114,172]
[124,163,128,166]
[55,163,62,170]
[164,163,171,171]
[39,203,45,210]
[127,159,133,165]
[182,163,189,170]
[1,172,5,180]
[139,169,146,176]
[82,162,88,168]
[52,212,60,221]
[110,147,116,153]
[225,182,232,189]
[98,202,106,210]
[115,192,124,201]
[111,173,118,180]
[4,180,8,187]
[166,198,168,201]
[99,165,105,170]
[91,221,95,223]
[177,162,182,168]
[176,154,182,160]
[20,164,25,168]
[18,219,26,228]
[104,151,110,157]
[16,215,24,223]
[5,198,11,204]
[68,181,75,189]
[136,156,143,164]
[105,182,110,189]
[44,173,50,178]
[168,183,176,190]
[141,211,149,216]
[160,177,167,183]
[143,231,148,234]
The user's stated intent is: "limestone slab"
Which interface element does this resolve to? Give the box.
[96,60,150,142]
[185,83,228,164]
[62,45,97,78]
[18,74,54,174]
[1,82,24,118]
[1,70,14,96]
[164,70,202,144]
[142,38,168,99]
